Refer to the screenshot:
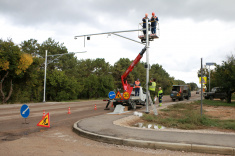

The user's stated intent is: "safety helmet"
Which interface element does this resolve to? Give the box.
[152,12,155,16]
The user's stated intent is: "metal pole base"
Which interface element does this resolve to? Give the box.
[22,118,29,124]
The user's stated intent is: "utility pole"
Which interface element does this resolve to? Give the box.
[145,18,150,114]
[201,58,203,116]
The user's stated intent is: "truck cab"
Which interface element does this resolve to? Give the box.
[203,87,227,100]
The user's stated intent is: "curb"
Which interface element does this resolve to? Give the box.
[73,120,235,155]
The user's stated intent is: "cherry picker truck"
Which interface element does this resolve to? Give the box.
[104,46,147,110]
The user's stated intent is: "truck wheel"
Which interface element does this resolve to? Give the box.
[209,96,214,100]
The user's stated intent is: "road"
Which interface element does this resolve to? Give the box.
[0,92,215,156]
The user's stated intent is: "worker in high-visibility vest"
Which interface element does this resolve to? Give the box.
[158,87,163,106]
[134,78,141,96]
[149,78,156,103]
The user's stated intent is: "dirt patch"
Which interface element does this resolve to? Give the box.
[203,106,235,120]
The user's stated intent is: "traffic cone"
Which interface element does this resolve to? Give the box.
[67,107,71,114]
[111,102,113,107]
[94,104,97,110]
[42,110,45,119]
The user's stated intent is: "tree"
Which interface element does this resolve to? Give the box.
[47,70,82,101]
[187,82,198,91]
[0,39,33,103]
[211,54,235,103]
[150,64,174,94]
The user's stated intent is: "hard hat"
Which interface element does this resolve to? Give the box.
[145,13,148,17]
[152,12,155,16]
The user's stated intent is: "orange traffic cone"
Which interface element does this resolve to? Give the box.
[68,107,71,114]
[94,104,97,110]
[42,110,45,119]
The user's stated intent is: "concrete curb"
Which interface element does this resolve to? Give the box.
[73,120,235,155]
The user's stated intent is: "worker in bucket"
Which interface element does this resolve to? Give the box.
[150,12,159,34]
[134,78,141,96]
[158,87,163,106]
[142,13,149,35]
[148,78,156,103]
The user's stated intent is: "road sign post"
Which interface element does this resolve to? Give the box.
[108,91,116,99]
[20,104,30,124]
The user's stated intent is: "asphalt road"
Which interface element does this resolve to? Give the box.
[0,100,113,142]
[0,92,211,156]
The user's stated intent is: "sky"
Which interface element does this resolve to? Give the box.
[1,0,235,86]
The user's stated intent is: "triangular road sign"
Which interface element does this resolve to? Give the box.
[37,113,50,128]
[115,91,123,100]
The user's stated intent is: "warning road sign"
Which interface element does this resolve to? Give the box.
[37,113,50,128]
[199,77,207,84]
[115,91,123,100]
[123,91,130,100]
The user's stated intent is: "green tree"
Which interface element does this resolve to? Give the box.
[0,39,33,104]
[187,82,198,91]
[150,64,174,94]
[211,54,235,103]
[173,80,186,85]
[47,70,82,101]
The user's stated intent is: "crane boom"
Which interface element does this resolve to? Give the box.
[121,46,146,94]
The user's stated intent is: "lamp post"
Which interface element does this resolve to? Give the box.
[43,50,87,103]
[206,62,215,92]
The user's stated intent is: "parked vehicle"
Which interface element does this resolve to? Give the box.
[196,89,201,94]
[170,85,191,102]
[203,87,227,100]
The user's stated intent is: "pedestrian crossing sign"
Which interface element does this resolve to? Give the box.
[37,113,50,128]
[115,91,123,100]
[199,77,207,84]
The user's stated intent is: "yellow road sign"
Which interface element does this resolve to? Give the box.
[123,91,130,100]
[115,91,123,100]
[199,77,207,84]
[37,113,50,128]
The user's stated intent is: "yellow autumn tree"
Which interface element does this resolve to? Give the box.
[15,53,33,75]
[0,59,9,71]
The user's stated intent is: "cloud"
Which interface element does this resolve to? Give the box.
[1,0,235,86]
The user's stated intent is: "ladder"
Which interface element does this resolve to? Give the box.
[147,91,158,115]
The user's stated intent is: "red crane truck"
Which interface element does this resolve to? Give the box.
[104,46,147,110]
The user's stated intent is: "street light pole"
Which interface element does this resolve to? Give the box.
[206,62,215,92]
[43,50,47,103]
[43,50,86,103]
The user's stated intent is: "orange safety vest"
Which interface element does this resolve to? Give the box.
[135,81,140,88]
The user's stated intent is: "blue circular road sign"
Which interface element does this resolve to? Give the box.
[108,91,116,99]
[20,104,30,118]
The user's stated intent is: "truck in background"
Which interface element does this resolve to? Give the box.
[203,87,227,100]
[170,85,191,102]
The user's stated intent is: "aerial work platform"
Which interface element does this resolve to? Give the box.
[138,22,160,43]
[138,34,159,43]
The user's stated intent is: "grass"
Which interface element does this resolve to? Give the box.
[141,102,235,131]
[195,99,235,107]
[195,93,235,107]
